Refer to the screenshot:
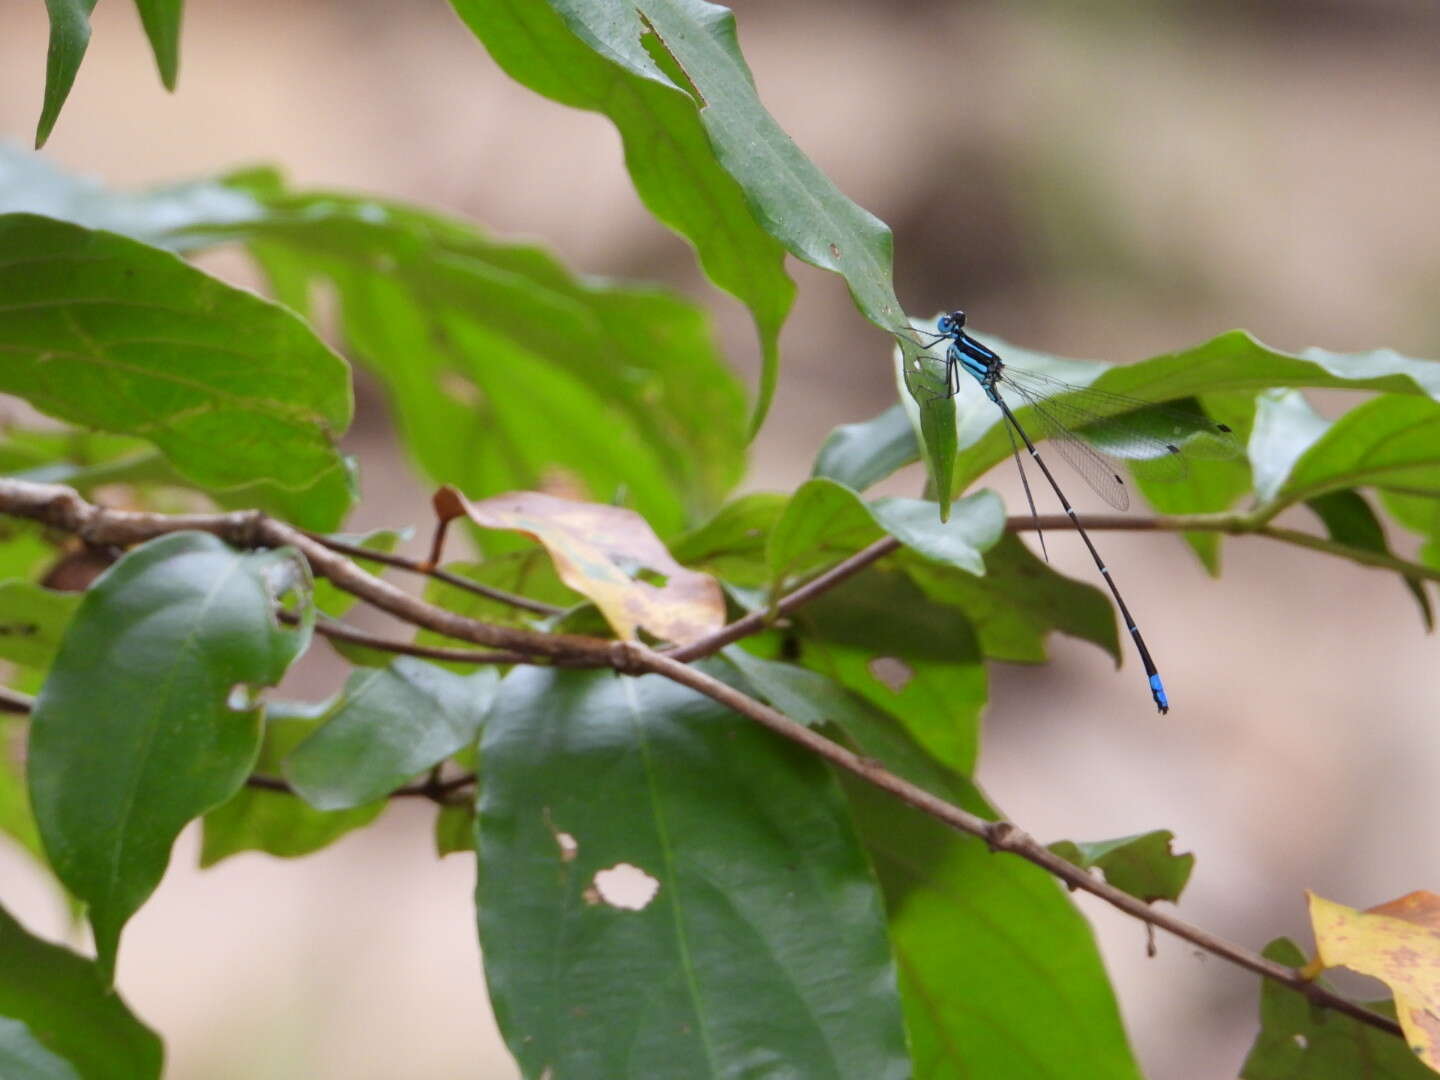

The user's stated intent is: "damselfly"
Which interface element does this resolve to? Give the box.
[912,310,1240,713]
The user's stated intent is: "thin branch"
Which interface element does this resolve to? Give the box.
[0,478,1408,1038]
[1010,512,1440,586]
[0,479,612,664]
[623,641,1405,1040]
[666,536,902,661]
[288,611,535,666]
[245,770,475,806]
[302,531,565,616]
[0,686,34,714]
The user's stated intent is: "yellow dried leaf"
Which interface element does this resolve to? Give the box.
[433,486,725,645]
[1307,889,1440,1068]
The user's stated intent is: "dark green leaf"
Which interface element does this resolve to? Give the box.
[720,646,840,727]
[829,693,1144,1079]
[28,532,313,980]
[0,215,353,499]
[132,0,182,89]
[1308,490,1432,630]
[200,700,386,867]
[901,534,1121,665]
[285,658,497,810]
[813,403,919,493]
[36,1,100,148]
[797,569,986,775]
[1047,830,1195,904]
[0,900,163,1079]
[0,1017,82,1080]
[1241,938,1430,1079]
[449,0,793,434]
[0,582,81,671]
[477,665,909,1079]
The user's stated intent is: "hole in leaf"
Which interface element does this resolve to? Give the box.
[614,557,669,589]
[868,656,913,692]
[1292,1033,1308,1050]
[227,684,259,711]
[555,831,578,863]
[585,863,660,910]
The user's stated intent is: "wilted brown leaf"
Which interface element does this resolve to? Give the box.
[1307,890,1440,1071]
[432,486,724,645]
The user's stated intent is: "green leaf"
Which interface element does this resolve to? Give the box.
[949,330,1440,504]
[0,719,43,860]
[901,534,1122,665]
[0,145,262,251]
[37,1,100,148]
[1249,390,1329,505]
[668,491,787,588]
[765,478,881,586]
[476,665,910,1079]
[812,402,920,493]
[220,189,743,537]
[767,479,1002,590]
[132,0,182,89]
[868,492,1005,575]
[828,691,1143,1079]
[797,569,987,776]
[0,215,353,499]
[0,1017,82,1080]
[200,700,386,867]
[1276,395,1440,507]
[449,0,793,435]
[434,803,474,857]
[0,582,81,672]
[285,658,496,810]
[1307,490,1432,630]
[1047,830,1195,904]
[897,333,960,519]
[0,900,163,1079]
[27,531,313,980]
[1241,938,1431,1079]
[1383,491,1440,569]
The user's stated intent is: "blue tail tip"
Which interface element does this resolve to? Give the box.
[1149,674,1170,715]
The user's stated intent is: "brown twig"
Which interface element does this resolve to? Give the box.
[245,770,475,806]
[302,530,565,616]
[0,479,610,664]
[0,478,1405,1039]
[623,642,1404,1040]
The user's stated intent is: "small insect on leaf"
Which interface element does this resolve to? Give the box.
[430,486,724,645]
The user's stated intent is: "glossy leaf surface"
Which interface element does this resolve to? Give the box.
[27,532,313,979]
[285,657,496,811]
[476,665,909,1079]
[200,700,386,866]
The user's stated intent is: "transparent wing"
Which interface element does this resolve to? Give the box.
[1000,383,1133,510]
[998,368,1242,462]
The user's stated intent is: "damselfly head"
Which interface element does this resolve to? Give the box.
[936,310,966,336]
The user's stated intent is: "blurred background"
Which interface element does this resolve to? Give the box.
[3,1,1439,1076]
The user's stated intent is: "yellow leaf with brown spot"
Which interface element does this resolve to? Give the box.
[432,486,724,645]
[1307,890,1440,1069]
